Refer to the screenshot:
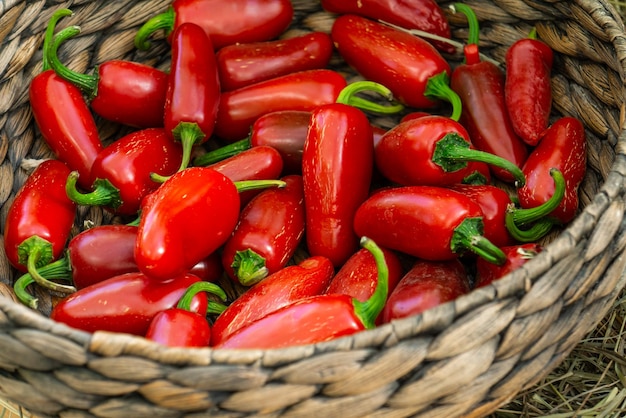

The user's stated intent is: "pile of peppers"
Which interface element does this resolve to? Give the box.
[3,0,587,350]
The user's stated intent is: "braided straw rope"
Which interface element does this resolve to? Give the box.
[1,0,626,416]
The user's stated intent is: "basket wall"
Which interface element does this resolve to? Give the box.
[1,0,626,417]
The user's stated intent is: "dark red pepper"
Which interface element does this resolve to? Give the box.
[215,237,388,349]
[331,14,450,109]
[134,0,294,51]
[475,243,543,288]
[46,22,168,129]
[449,4,528,183]
[517,117,586,224]
[145,281,227,347]
[505,28,553,146]
[189,252,224,283]
[216,32,334,91]
[221,175,305,286]
[135,167,284,281]
[194,110,311,174]
[381,259,470,322]
[49,272,210,335]
[353,186,506,264]
[303,102,374,268]
[3,160,76,285]
[159,22,220,178]
[65,128,183,215]
[321,0,454,53]
[211,255,335,346]
[213,69,347,143]
[29,13,103,190]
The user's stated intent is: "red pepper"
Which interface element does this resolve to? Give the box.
[321,0,454,53]
[216,32,334,91]
[145,281,227,347]
[211,255,335,346]
[65,128,183,215]
[207,145,284,206]
[326,246,404,324]
[189,252,223,283]
[49,272,210,335]
[331,14,450,109]
[221,175,305,286]
[505,28,553,146]
[29,13,103,190]
[353,186,506,264]
[134,0,294,51]
[449,4,528,183]
[46,20,168,129]
[374,115,525,187]
[215,237,388,349]
[160,22,220,177]
[213,69,347,142]
[450,184,515,248]
[135,167,284,281]
[303,102,374,268]
[517,117,586,224]
[475,243,543,288]
[3,160,76,282]
[381,259,470,322]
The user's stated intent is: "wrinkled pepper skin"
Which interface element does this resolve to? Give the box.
[211,255,335,346]
[303,103,374,268]
[517,116,587,224]
[50,272,207,335]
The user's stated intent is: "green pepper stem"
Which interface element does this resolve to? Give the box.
[423,71,462,122]
[152,122,206,183]
[25,241,76,295]
[528,27,538,40]
[451,217,506,265]
[452,3,480,46]
[511,168,565,226]
[134,6,175,50]
[231,249,269,287]
[336,81,404,115]
[505,215,556,243]
[66,171,122,210]
[207,301,228,315]
[353,237,389,329]
[432,133,526,187]
[14,271,73,310]
[176,281,228,315]
[42,9,73,71]
[234,179,286,193]
[194,137,252,166]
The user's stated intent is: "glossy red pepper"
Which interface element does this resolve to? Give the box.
[134,0,294,51]
[65,128,183,216]
[211,255,335,346]
[321,0,454,53]
[195,110,311,174]
[49,272,209,335]
[215,237,388,349]
[135,167,284,281]
[3,160,76,281]
[381,259,470,322]
[331,14,450,109]
[517,117,586,224]
[353,186,506,264]
[475,243,543,288]
[46,21,168,129]
[29,14,103,190]
[222,175,305,286]
[145,281,227,347]
[216,32,334,92]
[213,69,347,142]
[161,22,220,177]
[326,246,404,324]
[449,4,528,183]
[207,145,284,206]
[450,184,515,248]
[189,252,224,283]
[303,102,374,268]
[505,28,553,146]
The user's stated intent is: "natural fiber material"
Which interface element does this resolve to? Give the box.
[1,0,626,417]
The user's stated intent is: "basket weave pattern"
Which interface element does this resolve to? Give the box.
[1,0,626,417]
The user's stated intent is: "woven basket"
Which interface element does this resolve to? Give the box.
[1,0,626,416]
